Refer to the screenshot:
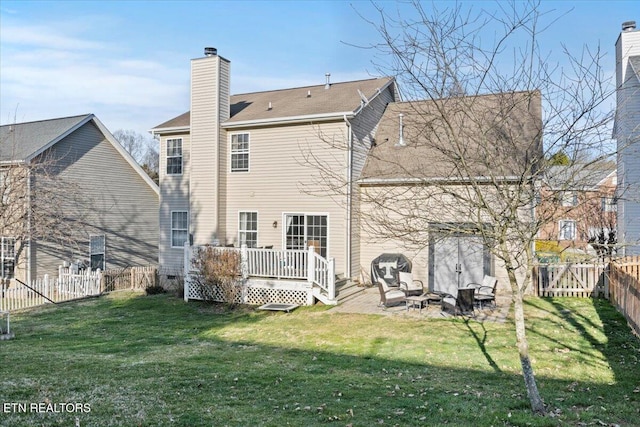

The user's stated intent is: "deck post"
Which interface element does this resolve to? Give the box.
[307,246,315,285]
[241,244,249,279]
[183,242,190,302]
[328,258,336,300]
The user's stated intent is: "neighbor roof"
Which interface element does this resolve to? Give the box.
[152,77,395,130]
[0,114,91,162]
[545,163,616,191]
[360,91,543,183]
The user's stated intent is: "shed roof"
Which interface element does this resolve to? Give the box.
[360,91,543,183]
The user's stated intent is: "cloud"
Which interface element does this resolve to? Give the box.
[0,20,188,134]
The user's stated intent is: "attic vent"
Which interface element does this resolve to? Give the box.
[395,113,406,147]
[622,21,636,31]
[325,73,331,89]
[267,102,272,110]
[307,90,311,98]
[204,47,217,56]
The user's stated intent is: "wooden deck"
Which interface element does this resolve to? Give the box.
[329,287,511,323]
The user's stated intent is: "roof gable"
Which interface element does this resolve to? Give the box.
[0,114,159,194]
[0,114,92,162]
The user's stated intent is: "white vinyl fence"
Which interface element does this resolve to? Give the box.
[0,269,102,312]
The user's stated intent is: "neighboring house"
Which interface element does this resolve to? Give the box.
[151,48,398,283]
[0,114,159,283]
[358,92,542,296]
[536,164,617,258]
[614,20,640,256]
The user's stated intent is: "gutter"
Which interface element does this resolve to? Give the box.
[222,111,356,129]
[358,175,525,185]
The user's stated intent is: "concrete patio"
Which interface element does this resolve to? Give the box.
[329,286,512,323]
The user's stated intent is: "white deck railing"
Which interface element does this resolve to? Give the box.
[184,244,335,302]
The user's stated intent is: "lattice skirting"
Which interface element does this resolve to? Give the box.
[186,279,311,306]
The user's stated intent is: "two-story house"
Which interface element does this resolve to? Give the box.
[151,48,398,286]
[615,20,640,256]
[0,114,159,284]
[536,163,617,260]
[153,48,542,304]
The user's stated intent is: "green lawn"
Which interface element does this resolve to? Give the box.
[0,292,638,426]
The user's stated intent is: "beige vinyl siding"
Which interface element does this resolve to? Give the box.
[222,121,349,274]
[33,121,159,277]
[159,132,190,271]
[358,183,531,294]
[189,55,230,246]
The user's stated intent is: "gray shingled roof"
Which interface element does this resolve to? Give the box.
[152,77,394,129]
[545,163,616,190]
[360,91,543,181]
[0,114,91,162]
[629,55,640,80]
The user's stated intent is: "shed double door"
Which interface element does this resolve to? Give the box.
[432,236,485,297]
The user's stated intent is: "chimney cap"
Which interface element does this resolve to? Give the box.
[204,47,218,57]
[622,21,636,32]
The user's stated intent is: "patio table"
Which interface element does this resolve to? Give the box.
[406,295,430,313]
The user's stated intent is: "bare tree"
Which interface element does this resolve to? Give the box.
[304,1,615,415]
[1,126,92,280]
[113,129,159,184]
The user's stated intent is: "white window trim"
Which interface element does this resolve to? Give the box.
[171,210,189,248]
[238,211,258,248]
[230,132,250,173]
[558,219,576,241]
[1,236,16,279]
[166,138,183,176]
[561,191,577,207]
[601,196,617,212]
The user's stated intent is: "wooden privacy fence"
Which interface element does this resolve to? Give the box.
[534,263,607,297]
[608,256,640,336]
[102,266,158,292]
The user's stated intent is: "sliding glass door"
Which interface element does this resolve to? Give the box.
[284,214,328,258]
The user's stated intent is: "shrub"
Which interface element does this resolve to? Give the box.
[191,247,242,305]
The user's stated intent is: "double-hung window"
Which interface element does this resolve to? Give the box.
[231,133,249,172]
[559,220,576,241]
[561,191,578,207]
[171,211,189,248]
[1,237,16,279]
[166,138,183,175]
[601,197,617,212]
[238,212,258,248]
[90,235,106,271]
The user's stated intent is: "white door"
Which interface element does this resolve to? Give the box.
[284,214,328,258]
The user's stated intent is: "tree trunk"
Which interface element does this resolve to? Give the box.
[511,278,547,414]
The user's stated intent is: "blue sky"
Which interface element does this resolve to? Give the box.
[0,1,638,136]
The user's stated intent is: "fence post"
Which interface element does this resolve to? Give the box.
[183,242,190,302]
[43,274,50,304]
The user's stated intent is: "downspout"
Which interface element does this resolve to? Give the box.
[26,166,32,284]
[344,115,352,279]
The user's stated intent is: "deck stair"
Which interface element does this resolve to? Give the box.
[335,277,365,304]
